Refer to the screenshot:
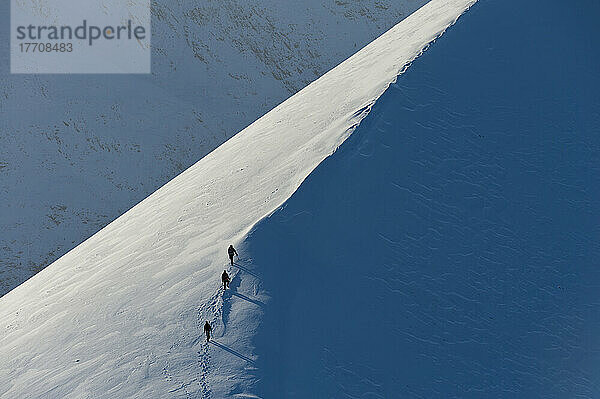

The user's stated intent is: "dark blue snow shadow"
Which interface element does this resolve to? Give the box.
[246,0,600,397]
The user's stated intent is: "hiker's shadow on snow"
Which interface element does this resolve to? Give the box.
[210,341,255,364]
[222,273,264,330]
[232,292,265,308]
[232,262,260,278]
[221,275,240,330]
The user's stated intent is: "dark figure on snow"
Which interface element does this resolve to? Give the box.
[222,270,231,290]
[228,245,238,266]
[204,321,212,342]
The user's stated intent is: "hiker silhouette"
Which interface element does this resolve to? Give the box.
[222,270,231,290]
[203,321,212,342]
[228,245,238,266]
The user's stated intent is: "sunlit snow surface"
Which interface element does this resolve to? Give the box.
[2,0,598,396]
[244,0,600,397]
[0,0,431,296]
[0,1,476,397]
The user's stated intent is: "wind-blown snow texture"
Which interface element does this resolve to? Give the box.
[0,1,476,397]
[242,0,600,397]
[0,0,430,296]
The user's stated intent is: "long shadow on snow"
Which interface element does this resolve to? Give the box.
[221,266,264,339]
[233,261,261,278]
[232,291,265,308]
[210,341,255,364]
[246,0,600,397]
[220,272,242,334]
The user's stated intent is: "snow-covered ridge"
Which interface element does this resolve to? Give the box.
[1,0,432,297]
[0,1,476,396]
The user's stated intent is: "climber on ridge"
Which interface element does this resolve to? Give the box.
[222,270,231,290]
[228,244,238,266]
[204,321,212,342]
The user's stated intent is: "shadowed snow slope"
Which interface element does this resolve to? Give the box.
[241,0,600,397]
[0,1,475,397]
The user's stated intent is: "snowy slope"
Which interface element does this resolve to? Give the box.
[0,0,431,296]
[0,1,476,397]
[242,0,600,396]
